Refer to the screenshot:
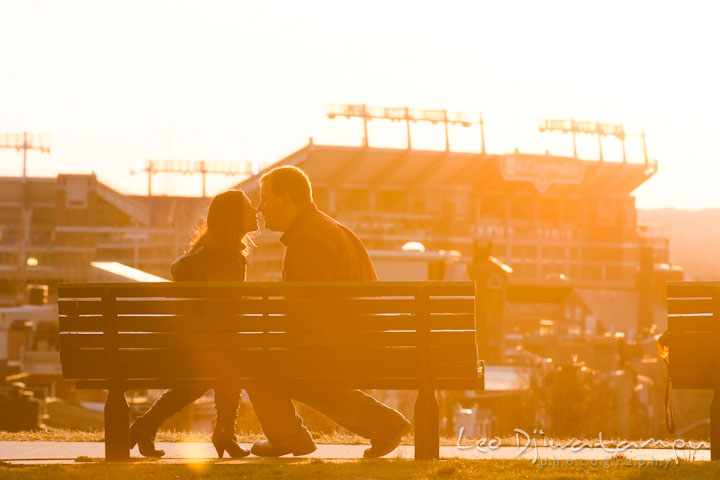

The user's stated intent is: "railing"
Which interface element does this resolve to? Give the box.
[94,182,150,226]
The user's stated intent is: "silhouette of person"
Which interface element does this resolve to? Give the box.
[129,190,258,458]
[247,165,411,458]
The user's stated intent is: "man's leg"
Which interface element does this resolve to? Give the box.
[245,385,316,456]
[293,388,411,457]
[291,388,395,437]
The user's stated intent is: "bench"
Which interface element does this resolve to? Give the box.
[58,281,484,460]
[665,281,720,460]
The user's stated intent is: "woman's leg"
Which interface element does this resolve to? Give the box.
[212,387,249,458]
[130,388,206,457]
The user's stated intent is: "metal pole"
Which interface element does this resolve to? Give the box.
[444,110,450,152]
[362,104,369,148]
[18,133,29,295]
[571,120,578,159]
[405,106,412,150]
[147,161,153,197]
[480,116,486,155]
[0,131,50,296]
[642,131,648,167]
[147,163,153,230]
[597,122,604,162]
[201,161,207,198]
[133,233,139,269]
[23,132,27,179]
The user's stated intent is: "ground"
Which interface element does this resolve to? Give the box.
[2,458,720,480]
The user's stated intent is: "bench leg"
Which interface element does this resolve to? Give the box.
[105,388,130,461]
[713,389,720,461]
[414,388,439,460]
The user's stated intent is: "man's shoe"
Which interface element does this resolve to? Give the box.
[363,417,411,458]
[250,439,317,457]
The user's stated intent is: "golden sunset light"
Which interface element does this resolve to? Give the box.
[1,1,718,208]
[3,1,720,474]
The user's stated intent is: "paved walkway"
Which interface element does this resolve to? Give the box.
[0,442,710,464]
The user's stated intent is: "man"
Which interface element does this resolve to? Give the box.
[248,165,411,458]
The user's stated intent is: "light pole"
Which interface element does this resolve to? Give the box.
[131,159,257,198]
[0,132,52,296]
[538,119,641,163]
[327,104,483,152]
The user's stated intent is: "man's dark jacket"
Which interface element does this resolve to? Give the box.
[280,203,376,281]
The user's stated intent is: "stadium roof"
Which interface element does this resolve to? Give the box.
[234,141,656,198]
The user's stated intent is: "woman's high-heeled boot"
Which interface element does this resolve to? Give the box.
[212,389,249,458]
[129,420,165,458]
[130,388,206,458]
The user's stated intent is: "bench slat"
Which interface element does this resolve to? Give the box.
[58,300,102,316]
[62,359,478,380]
[667,282,720,298]
[74,377,484,391]
[60,298,473,316]
[670,376,715,390]
[59,313,475,333]
[667,298,716,315]
[61,346,479,380]
[59,330,477,349]
[667,332,718,350]
[58,281,476,299]
[668,315,715,333]
[61,345,478,367]
[669,353,717,366]
[669,359,720,389]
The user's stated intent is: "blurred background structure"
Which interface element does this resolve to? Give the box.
[0,108,703,440]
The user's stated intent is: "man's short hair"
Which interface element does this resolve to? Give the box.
[260,166,313,205]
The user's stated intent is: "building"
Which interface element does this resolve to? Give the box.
[0,129,677,437]
[0,174,207,300]
[1,134,672,341]
[232,140,672,341]
[236,140,666,287]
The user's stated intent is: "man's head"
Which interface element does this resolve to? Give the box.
[258,166,313,232]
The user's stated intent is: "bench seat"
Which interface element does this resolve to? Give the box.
[666,281,720,460]
[59,281,484,460]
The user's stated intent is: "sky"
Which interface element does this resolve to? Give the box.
[0,0,718,209]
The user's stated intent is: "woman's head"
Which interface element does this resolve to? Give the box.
[188,190,258,256]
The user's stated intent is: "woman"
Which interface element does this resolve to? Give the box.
[129,190,258,458]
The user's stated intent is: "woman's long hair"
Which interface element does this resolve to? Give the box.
[187,190,256,256]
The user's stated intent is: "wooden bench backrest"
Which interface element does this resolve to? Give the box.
[59,281,482,391]
[667,281,720,389]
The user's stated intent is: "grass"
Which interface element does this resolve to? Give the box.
[43,400,104,431]
[0,429,369,444]
[0,428,710,452]
[1,458,720,479]
[14,399,706,450]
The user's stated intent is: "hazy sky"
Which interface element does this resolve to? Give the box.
[1,0,718,209]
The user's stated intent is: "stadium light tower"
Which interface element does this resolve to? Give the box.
[0,132,52,293]
[327,104,486,153]
[0,132,52,178]
[538,119,649,165]
[131,159,258,197]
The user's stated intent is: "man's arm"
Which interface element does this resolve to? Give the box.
[283,237,335,281]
